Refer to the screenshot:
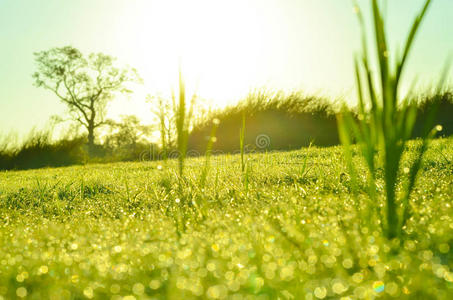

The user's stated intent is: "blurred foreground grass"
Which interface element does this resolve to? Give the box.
[0,138,452,299]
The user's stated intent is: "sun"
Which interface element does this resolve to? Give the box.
[106,0,318,125]
[113,0,272,107]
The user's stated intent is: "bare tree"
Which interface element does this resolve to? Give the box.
[33,46,140,153]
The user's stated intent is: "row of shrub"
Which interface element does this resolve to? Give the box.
[0,135,160,171]
[189,90,453,152]
[1,90,452,170]
[0,131,85,170]
[0,124,160,171]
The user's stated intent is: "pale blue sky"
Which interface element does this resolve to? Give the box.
[0,0,452,136]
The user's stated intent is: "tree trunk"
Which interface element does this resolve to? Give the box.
[87,123,95,155]
[87,104,96,156]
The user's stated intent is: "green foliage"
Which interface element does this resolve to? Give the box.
[0,116,155,170]
[105,115,152,147]
[338,0,448,240]
[189,90,339,152]
[0,130,86,170]
[0,139,452,298]
[413,92,453,137]
[103,115,153,161]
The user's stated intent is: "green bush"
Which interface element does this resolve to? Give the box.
[189,90,339,152]
[0,131,86,170]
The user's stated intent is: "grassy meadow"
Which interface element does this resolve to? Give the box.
[1,0,452,299]
[0,138,452,299]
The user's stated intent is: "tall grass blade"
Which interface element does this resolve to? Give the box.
[339,0,439,240]
[240,111,246,173]
[200,119,219,188]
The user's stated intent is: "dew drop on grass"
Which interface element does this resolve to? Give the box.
[110,284,120,294]
[71,275,79,283]
[83,287,94,299]
[332,282,346,294]
[342,258,353,269]
[149,280,161,290]
[132,283,144,295]
[352,272,363,283]
[314,286,327,299]
[38,265,48,274]
[385,282,399,295]
[207,262,216,272]
[207,285,227,299]
[16,287,27,298]
[280,266,294,280]
[438,243,450,253]
[372,281,385,293]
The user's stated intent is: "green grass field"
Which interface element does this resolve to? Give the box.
[0,138,452,299]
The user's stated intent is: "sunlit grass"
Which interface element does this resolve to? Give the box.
[0,138,452,298]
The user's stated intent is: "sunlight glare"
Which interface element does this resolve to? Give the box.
[116,0,270,107]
